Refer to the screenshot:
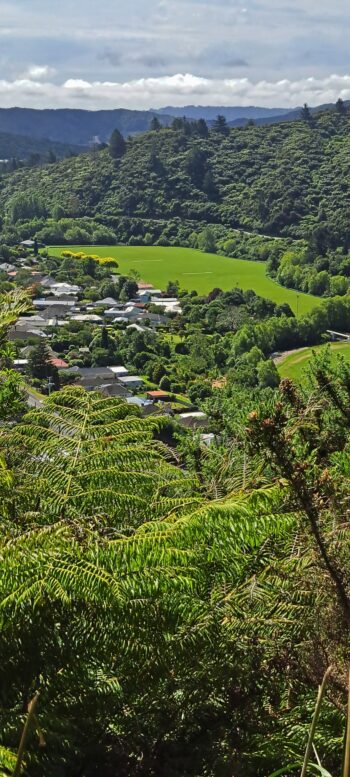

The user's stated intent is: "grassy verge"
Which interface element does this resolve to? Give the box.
[278,342,350,382]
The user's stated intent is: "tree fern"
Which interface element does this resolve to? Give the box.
[3,386,200,528]
[0,289,31,347]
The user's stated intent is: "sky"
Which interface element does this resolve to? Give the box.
[0,0,349,110]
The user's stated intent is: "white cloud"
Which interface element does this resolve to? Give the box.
[0,72,349,109]
[24,64,56,79]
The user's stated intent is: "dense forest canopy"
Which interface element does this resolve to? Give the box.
[1,106,350,301]
[1,106,349,243]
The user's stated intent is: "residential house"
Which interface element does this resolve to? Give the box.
[177,412,208,429]
[50,357,69,369]
[70,314,102,323]
[0,262,16,273]
[94,297,120,307]
[40,276,57,288]
[137,282,154,290]
[67,366,118,390]
[107,366,129,377]
[136,290,151,303]
[12,315,50,330]
[20,239,44,249]
[104,306,125,319]
[146,312,167,327]
[50,282,81,296]
[33,299,76,318]
[94,383,131,398]
[118,375,144,389]
[9,327,47,341]
[148,289,162,297]
[150,297,182,314]
[112,316,129,324]
[126,324,148,333]
[126,396,157,415]
[147,390,171,402]
[13,359,29,371]
[120,305,144,320]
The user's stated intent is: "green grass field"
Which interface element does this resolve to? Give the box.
[50,245,322,316]
[278,342,350,382]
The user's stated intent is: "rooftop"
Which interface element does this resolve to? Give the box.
[107,366,129,375]
[127,396,153,407]
[147,390,171,399]
[119,375,144,384]
[50,357,69,369]
[137,282,154,290]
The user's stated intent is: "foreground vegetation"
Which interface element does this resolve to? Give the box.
[2,103,350,775]
[2,288,350,775]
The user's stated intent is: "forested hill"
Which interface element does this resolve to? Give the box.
[0,130,82,161]
[0,107,173,144]
[1,106,350,246]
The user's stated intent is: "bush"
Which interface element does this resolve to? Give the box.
[92,227,116,245]
[159,375,171,391]
[65,227,91,244]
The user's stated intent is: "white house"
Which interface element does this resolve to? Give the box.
[112,306,143,321]
[94,297,120,307]
[107,366,129,377]
[50,282,81,295]
[126,324,148,333]
[118,375,144,389]
[70,314,102,323]
[150,297,182,314]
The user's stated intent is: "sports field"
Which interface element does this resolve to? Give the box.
[50,245,321,316]
[278,342,350,382]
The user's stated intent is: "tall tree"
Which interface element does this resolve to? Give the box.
[336,97,346,114]
[109,128,126,159]
[150,116,162,131]
[196,118,209,138]
[28,341,59,389]
[300,103,312,121]
[212,114,230,136]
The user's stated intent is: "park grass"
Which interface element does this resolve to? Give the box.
[50,245,321,316]
[278,342,350,382]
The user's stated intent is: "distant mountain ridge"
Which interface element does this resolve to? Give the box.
[155,105,290,121]
[0,101,348,159]
[0,108,174,146]
[157,101,350,128]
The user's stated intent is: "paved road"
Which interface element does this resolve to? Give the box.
[26,389,44,408]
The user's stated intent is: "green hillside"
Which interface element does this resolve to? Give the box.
[0,131,82,161]
[2,106,350,306]
[1,107,350,240]
[51,244,320,314]
[278,341,350,381]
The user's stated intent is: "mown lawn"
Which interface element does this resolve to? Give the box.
[50,245,322,316]
[278,342,350,382]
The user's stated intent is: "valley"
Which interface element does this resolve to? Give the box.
[50,244,321,315]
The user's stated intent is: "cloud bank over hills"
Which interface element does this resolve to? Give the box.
[0,72,350,110]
